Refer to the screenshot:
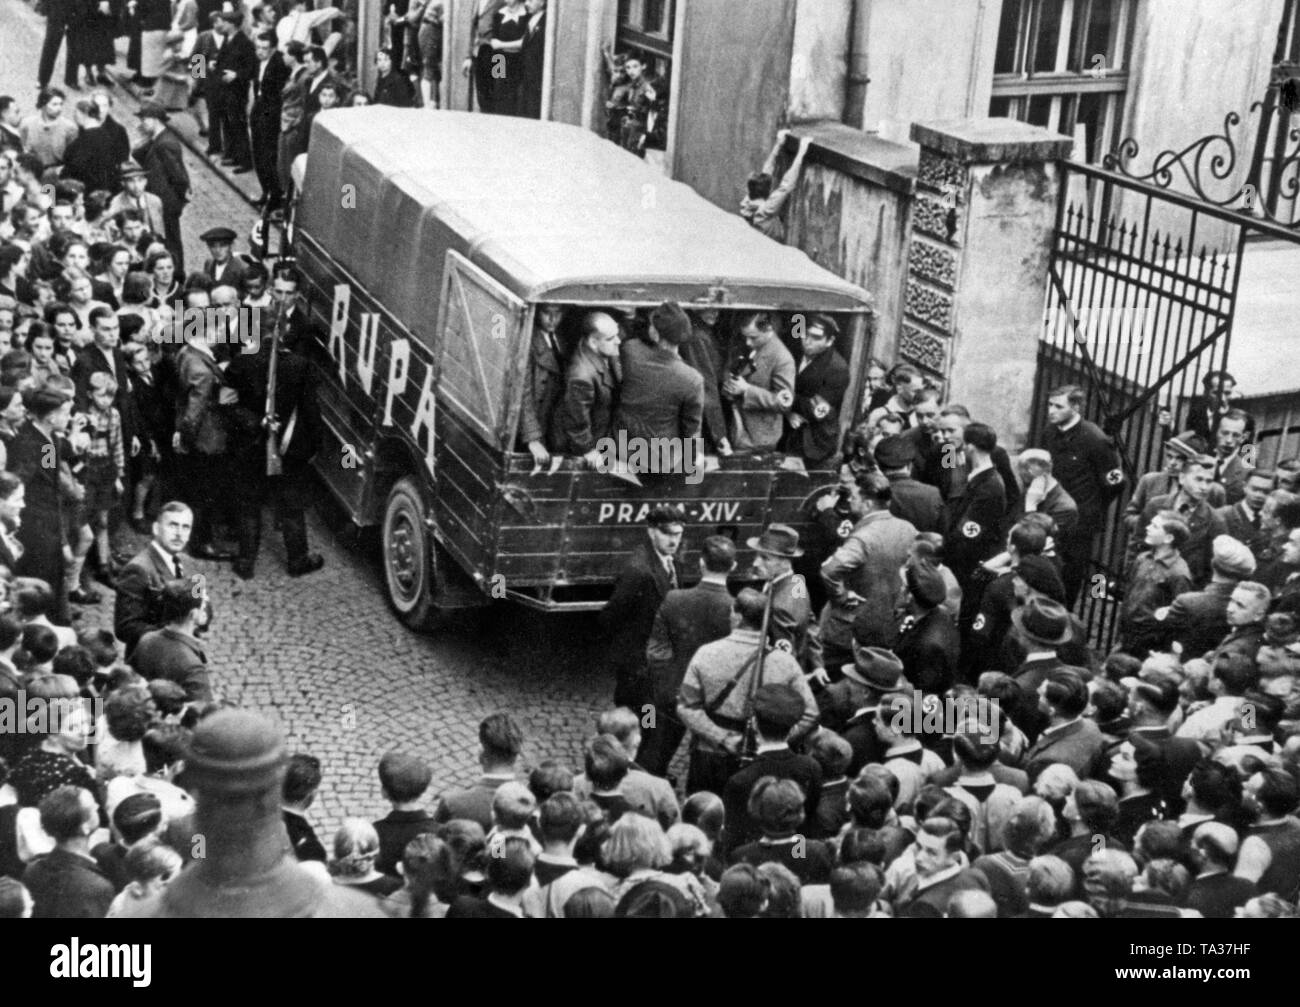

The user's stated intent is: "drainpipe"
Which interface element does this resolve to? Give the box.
[844,0,871,129]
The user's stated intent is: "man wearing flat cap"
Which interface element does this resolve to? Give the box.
[200,227,249,291]
[749,523,824,681]
[720,683,823,852]
[677,587,818,796]
[132,102,189,271]
[722,311,794,452]
[1159,534,1256,657]
[1125,432,1224,530]
[1129,453,1227,586]
[614,301,704,447]
[875,434,941,533]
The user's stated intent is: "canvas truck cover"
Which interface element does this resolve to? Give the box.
[296,109,873,334]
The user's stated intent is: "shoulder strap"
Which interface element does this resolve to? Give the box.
[704,650,762,718]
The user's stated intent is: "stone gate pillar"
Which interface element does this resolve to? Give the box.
[901,118,1073,451]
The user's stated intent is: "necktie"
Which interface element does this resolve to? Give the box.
[173,556,184,579]
[664,557,677,589]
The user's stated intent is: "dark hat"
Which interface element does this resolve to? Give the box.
[0,244,23,271]
[873,434,916,470]
[650,301,692,345]
[751,683,804,733]
[137,101,170,123]
[1130,732,1165,774]
[118,160,146,180]
[111,792,163,834]
[904,559,946,608]
[1013,555,1066,604]
[1011,596,1072,647]
[21,384,68,417]
[199,226,237,245]
[746,523,804,558]
[842,640,905,692]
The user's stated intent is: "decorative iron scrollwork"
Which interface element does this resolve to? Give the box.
[1104,85,1300,228]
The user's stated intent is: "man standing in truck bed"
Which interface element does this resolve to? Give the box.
[615,301,703,448]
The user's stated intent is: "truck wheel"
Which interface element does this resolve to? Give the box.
[382,477,440,632]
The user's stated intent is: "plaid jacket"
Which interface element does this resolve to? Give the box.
[85,405,125,480]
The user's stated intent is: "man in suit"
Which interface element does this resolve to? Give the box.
[131,578,213,702]
[1186,823,1257,919]
[641,535,735,776]
[107,162,166,238]
[1041,385,1125,606]
[71,307,132,428]
[892,558,959,696]
[432,713,524,833]
[1125,433,1214,530]
[1217,469,1273,559]
[250,32,290,208]
[1159,536,1255,658]
[1209,409,1253,506]
[1010,596,1072,693]
[819,643,908,774]
[615,302,704,446]
[721,684,823,853]
[173,288,235,560]
[723,312,794,452]
[199,226,250,291]
[820,471,917,671]
[277,42,310,200]
[133,103,190,272]
[901,390,944,486]
[875,434,941,533]
[786,314,848,466]
[518,303,566,465]
[600,505,685,709]
[211,10,257,172]
[9,385,73,624]
[1024,669,1106,782]
[677,588,818,796]
[551,311,617,460]
[1186,370,1252,445]
[944,422,1009,588]
[115,501,193,657]
[1125,680,1204,813]
[24,787,115,919]
[681,309,729,454]
[1129,455,1227,587]
[749,524,822,676]
[302,45,338,139]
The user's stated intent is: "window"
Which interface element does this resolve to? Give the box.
[990,0,1135,165]
[609,0,675,156]
[1277,0,1300,69]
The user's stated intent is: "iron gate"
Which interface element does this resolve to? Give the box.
[1029,127,1300,649]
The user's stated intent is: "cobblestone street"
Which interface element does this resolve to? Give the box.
[1,1,615,838]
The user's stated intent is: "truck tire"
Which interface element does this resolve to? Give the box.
[381,477,441,632]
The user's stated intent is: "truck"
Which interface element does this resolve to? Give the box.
[287,108,874,629]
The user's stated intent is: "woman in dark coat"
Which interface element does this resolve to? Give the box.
[62,100,122,195]
[75,0,118,86]
[9,386,74,625]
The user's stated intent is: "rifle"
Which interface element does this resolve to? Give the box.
[264,305,284,477]
[739,583,775,764]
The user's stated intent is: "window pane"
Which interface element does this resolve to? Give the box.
[994,0,1024,74]
[1027,94,1054,127]
[1033,0,1066,73]
[1085,0,1118,71]
[990,96,1013,117]
[1076,91,1106,163]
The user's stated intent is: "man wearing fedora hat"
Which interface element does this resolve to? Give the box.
[818,639,908,774]
[748,523,824,680]
[132,102,189,271]
[106,162,165,241]
[1010,596,1072,693]
[677,588,817,796]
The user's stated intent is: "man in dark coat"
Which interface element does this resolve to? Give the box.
[373,47,416,106]
[787,314,849,466]
[599,505,684,709]
[517,303,565,465]
[212,10,257,172]
[133,103,190,271]
[10,386,72,624]
[1022,669,1106,782]
[1010,596,1072,694]
[892,559,959,695]
[641,535,735,775]
[1128,455,1227,587]
[518,0,547,119]
[249,31,290,208]
[37,0,80,91]
[615,302,704,446]
[943,422,1008,587]
[875,434,942,533]
[222,266,324,579]
[24,787,115,919]
[61,102,120,194]
[1216,469,1274,560]
[131,579,213,702]
[71,308,135,450]
[551,311,618,459]
[114,501,193,658]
